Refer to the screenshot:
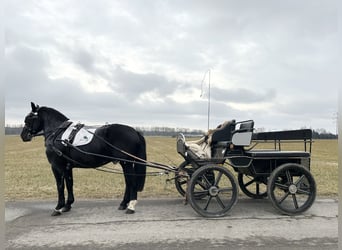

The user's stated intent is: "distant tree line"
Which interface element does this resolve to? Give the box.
[311,129,338,139]
[4,125,338,139]
[4,125,204,137]
[5,125,24,135]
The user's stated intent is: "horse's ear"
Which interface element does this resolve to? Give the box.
[31,102,39,113]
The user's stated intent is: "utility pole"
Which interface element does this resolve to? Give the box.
[332,112,338,136]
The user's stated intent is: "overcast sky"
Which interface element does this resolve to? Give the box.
[4,0,339,133]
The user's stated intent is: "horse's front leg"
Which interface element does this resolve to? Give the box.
[51,166,65,216]
[63,164,74,213]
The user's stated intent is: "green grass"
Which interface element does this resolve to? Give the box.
[5,136,338,201]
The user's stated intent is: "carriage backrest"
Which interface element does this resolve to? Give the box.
[210,120,236,145]
[232,120,254,146]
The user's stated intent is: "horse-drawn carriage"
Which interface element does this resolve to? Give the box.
[175,120,316,217]
[21,103,316,218]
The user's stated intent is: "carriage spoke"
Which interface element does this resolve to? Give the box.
[196,178,209,190]
[214,172,223,186]
[278,191,290,204]
[294,175,306,186]
[194,190,209,196]
[199,182,209,190]
[244,179,255,187]
[216,196,226,209]
[218,187,233,193]
[275,182,288,190]
[256,183,260,195]
[292,194,299,209]
[286,170,293,184]
[202,173,214,187]
[297,188,311,195]
[204,196,213,211]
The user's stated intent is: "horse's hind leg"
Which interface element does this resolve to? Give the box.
[118,162,131,210]
[119,162,138,214]
[121,186,138,214]
[118,183,130,210]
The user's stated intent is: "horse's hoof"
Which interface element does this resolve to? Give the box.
[118,205,127,210]
[126,209,135,214]
[51,209,62,216]
[62,206,71,213]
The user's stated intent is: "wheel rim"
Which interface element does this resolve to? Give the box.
[175,162,214,199]
[175,162,195,197]
[188,165,238,217]
[238,173,267,199]
[268,164,316,215]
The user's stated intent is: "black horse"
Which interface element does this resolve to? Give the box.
[21,102,147,216]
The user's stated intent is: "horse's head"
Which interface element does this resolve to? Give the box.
[20,102,44,142]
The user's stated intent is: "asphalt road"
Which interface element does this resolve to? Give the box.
[5,198,338,250]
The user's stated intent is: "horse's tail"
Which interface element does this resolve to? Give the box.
[135,131,146,192]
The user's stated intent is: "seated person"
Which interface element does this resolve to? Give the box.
[186,120,235,158]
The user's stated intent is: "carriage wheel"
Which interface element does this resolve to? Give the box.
[175,161,194,197]
[175,161,215,199]
[267,163,316,215]
[187,165,238,217]
[238,173,267,199]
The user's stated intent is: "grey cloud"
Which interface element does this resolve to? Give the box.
[211,88,276,104]
[111,66,181,98]
[72,49,96,72]
[4,0,339,133]
[5,45,50,97]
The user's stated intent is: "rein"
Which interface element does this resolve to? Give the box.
[32,119,179,176]
[88,130,177,171]
[32,131,45,137]
[55,139,177,174]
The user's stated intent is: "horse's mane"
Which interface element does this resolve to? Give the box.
[38,106,69,121]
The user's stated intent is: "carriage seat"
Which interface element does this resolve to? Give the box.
[208,120,236,145]
[185,137,211,159]
[209,119,254,147]
[176,134,211,159]
[177,120,254,160]
[178,120,236,159]
[231,120,254,146]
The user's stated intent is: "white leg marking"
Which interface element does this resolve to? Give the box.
[127,200,137,211]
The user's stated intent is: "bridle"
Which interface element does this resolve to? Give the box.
[23,112,44,137]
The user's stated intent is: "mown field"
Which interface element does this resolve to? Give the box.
[5,135,338,201]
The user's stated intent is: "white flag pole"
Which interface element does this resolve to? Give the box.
[200,69,211,131]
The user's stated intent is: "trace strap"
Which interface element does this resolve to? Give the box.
[55,138,177,173]
[86,130,177,172]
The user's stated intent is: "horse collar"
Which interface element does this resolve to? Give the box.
[46,121,72,140]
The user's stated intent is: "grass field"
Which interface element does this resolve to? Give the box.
[4,135,338,201]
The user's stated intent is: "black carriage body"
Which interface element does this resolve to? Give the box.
[177,120,313,173]
[237,150,310,176]
[176,119,316,217]
[238,129,312,175]
[210,126,313,174]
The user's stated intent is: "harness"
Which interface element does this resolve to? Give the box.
[28,116,178,176]
[65,123,85,144]
[24,108,180,178]
[49,123,177,176]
